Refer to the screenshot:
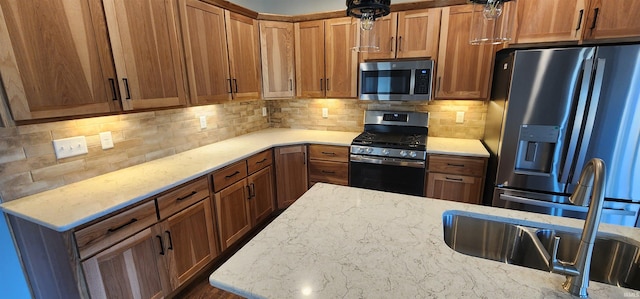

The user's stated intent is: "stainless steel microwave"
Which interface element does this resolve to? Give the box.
[359,60,434,101]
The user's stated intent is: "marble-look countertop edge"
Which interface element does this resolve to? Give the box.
[1,128,489,231]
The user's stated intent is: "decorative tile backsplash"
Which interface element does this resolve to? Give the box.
[0,99,486,202]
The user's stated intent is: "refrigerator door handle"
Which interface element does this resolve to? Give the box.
[559,58,595,184]
[500,194,636,216]
[570,58,606,186]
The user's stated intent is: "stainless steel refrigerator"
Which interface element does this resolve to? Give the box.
[483,44,640,227]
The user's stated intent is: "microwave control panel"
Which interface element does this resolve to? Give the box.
[414,69,431,94]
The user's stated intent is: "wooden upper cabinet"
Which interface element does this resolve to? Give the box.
[325,17,358,98]
[436,5,494,100]
[582,0,640,41]
[396,9,441,59]
[178,0,231,105]
[362,9,441,60]
[103,0,185,111]
[259,21,295,99]
[0,0,119,121]
[225,11,262,100]
[513,0,586,44]
[295,20,325,98]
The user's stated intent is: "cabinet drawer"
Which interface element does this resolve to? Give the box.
[75,200,158,260]
[247,149,273,174]
[428,155,486,177]
[308,160,349,186]
[157,177,210,219]
[212,160,248,192]
[308,144,349,162]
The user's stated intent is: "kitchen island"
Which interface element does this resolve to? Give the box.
[209,183,639,298]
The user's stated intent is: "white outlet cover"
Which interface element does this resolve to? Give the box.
[52,136,88,159]
[456,111,465,124]
[99,131,114,150]
[199,116,207,129]
[262,107,268,116]
[322,108,329,118]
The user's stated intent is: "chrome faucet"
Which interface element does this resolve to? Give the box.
[549,158,606,298]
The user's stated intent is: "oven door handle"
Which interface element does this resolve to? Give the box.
[500,194,636,216]
[350,155,425,168]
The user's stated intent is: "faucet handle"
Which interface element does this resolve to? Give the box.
[549,236,580,276]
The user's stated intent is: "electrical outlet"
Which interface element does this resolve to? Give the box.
[52,136,88,159]
[322,108,329,118]
[99,132,114,149]
[456,111,465,124]
[199,116,207,129]
[262,107,268,117]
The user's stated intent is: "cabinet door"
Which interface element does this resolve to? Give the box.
[225,11,261,100]
[82,227,169,299]
[325,17,358,98]
[396,8,441,59]
[178,0,231,105]
[248,165,276,225]
[426,173,483,204]
[162,198,219,290]
[274,145,308,209]
[260,21,295,98]
[103,0,185,110]
[514,0,586,44]
[583,0,640,40]
[214,179,252,250]
[0,0,118,121]
[361,13,398,60]
[436,5,494,99]
[295,20,325,98]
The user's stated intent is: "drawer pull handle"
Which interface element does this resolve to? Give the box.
[225,171,240,179]
[107,218,137,233]
[176,191,197,201]
[246,185,252,199]
[321,170,336,174]
[165,231,173,250]
[255,158,268,164]
[321,152,336,156]
[157,235,165,255]
[447,163,465,167]
[445,177,464,182]
[250,183,256,197]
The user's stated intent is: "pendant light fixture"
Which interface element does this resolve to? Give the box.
[346,0,391,52]
[469,0,516,45]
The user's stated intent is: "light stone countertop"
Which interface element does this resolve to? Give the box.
[0,128,488,231]
[209,183,640,299]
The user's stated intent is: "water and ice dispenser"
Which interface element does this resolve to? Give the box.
[514,125,560,176]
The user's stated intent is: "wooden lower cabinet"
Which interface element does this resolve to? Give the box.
[82,227,169,299]
[248,165,276,225]
[214,179,252,251]
[307,144,349,187]
[274,145,308,209]
[426,154,487,204]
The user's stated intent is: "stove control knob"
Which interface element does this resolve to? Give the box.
[409,151,417,158]
[365,148,373,154]
[400,150,408,157]
[381,149,389,155]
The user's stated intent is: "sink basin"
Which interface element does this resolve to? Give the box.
[442,212,550,271]
[537,229,640,290]
[442,211,640,291]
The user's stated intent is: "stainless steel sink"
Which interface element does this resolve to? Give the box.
[442,211,640,290]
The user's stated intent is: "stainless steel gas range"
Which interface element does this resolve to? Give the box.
[349,111,429,196]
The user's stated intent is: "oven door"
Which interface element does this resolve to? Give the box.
[349,155,426,196]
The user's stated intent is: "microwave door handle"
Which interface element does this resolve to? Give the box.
[570,58,606,186]
[560,58,595,184]
[409,69,416,95]
[500,194,636,216]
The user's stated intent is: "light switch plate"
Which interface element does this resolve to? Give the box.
[456,111,465,124]
[322,108,329,118]
[199,116,207,129]
[262,107,267,117]
[99,131,114,149]
[52,136,88,159]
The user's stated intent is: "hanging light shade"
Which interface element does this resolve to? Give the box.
[346,0,391,52]
[469,0,516,45]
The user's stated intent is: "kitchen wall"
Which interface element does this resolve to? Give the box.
[268,99,487,139]
[0,101,269,203]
